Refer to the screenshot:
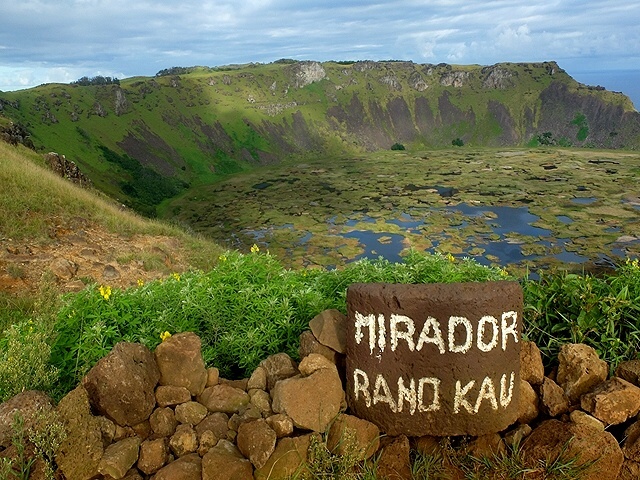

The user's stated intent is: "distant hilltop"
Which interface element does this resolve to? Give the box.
[1,59,639,214]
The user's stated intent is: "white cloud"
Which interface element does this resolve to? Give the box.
[0,0,638,91]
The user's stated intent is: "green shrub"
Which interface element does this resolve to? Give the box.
[390,143,405,151]
[51,250,508,393]
[451,138,464,147]
[0,320,58,402]
[523,259,640,370]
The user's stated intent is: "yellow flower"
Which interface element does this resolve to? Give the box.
[446,253,455,263]
[99,285,112,301]
[137,279,144,287]
[160,331,172,342]
[250,244,260,254]
[218,254,228,262]
[172,272,181,281]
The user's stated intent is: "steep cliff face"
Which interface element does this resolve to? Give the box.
[1,60,638,213]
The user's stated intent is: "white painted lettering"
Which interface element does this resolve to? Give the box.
[500,371,516,407]
[373,374,397,412]
[476,315,499,352]
[501,311,519,351]
[397,377,417,415]
[454,379,476,414]
[377,314,386,352]
[355,312,376,354]
[353,369,371,407]
[474,376,499,413]
[390,314,415,352]
[417,377,441,412]
[448,316,473,353]
[416,316,445,354]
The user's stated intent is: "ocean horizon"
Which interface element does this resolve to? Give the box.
[571,69,640,112]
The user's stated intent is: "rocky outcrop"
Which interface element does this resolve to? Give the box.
[289,61,326,88]
[44,152,92,187]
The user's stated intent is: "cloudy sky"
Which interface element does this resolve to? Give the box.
[1,0,639,106]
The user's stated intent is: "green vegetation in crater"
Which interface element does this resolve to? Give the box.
[165,147,640,272]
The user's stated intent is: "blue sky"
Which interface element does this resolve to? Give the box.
[1,0,639,107]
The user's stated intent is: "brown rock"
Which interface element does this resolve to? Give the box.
[175,401,209,425]
[260,352,299,391]
[155,385,191,407]
[202,440,254,480]
[247,366,267,390]
[412,436,441,456]
[155,332,208,396]
[55,386,104,480]
[197,430,218,456]
[206,367,220,387]
[228,404,262,431]
[309,308,347,353]
[465,433,506,458]
[521,419,623,480]
[557,343,608,403]
[0,390,54,448]
[326,413,380,460]
[581,377,640,425]
[97,415,116,445]
[619,459,640,480]
[220,378,249,391]
[153,453,202,480]
[131,419,151,440]
[540,376,570,417]
[196,412,229,440]
[197,384,250,414]
[265,413,294,438]
[82,342,160,426]
[376,435,412,480]
[49,257,77,280]
[271,365,344,432]
[137,438,168,475]
[237,418,277,469]
[346,282,522,437]
[520,341,544,385]
[97,436,141,479]
[622,419,640,461]
[570,410,605,431]
[149,407,177,437]
[249,389,273,417]
[254,434,312,480]
[113,424,135,442]
[298,352,337,376]
[517,380,539,424]
[616,360,640,386]
[169,423,198,457]
[299,330,341,364]
[503,424,532,446]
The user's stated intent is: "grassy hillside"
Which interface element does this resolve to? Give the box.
[1,60,638,217]
[0,140,223,273]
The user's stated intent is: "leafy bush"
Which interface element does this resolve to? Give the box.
[523,259,640,370]
[51,250,508,393]
[451,138,464,147]
[390,143,405,151]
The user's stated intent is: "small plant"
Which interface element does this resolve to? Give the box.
[3,413,36,480]
[390,142,405,151]
[28,409,67,480]
[0,320,58,402]
[452,137,464,146]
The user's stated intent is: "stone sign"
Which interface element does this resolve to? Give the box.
[346,281,522,436]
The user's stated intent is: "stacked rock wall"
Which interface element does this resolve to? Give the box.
[3,309,640,479]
